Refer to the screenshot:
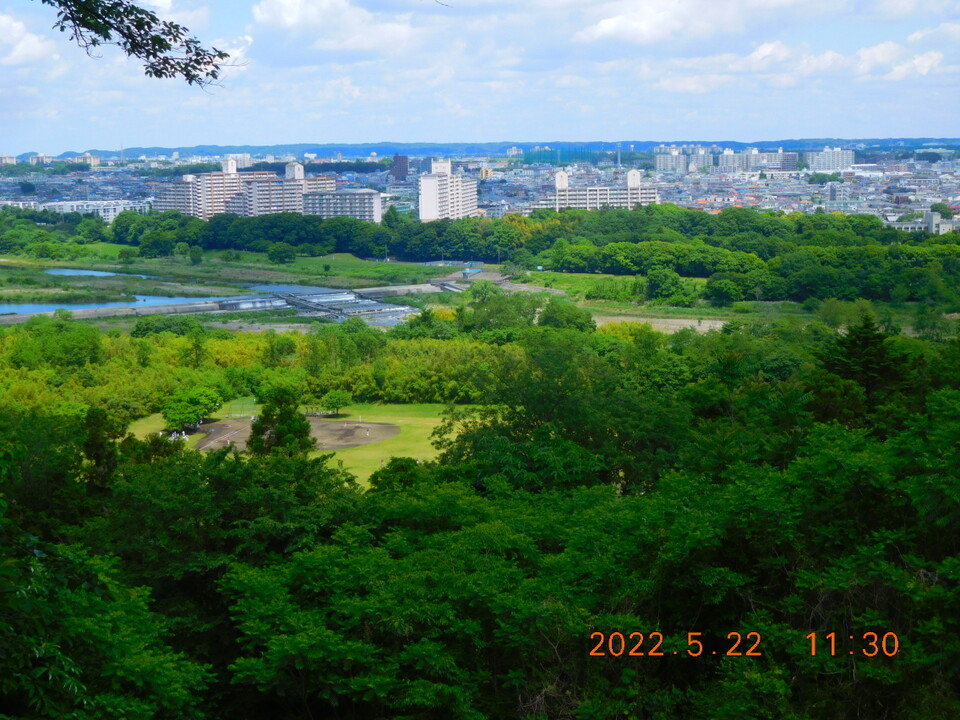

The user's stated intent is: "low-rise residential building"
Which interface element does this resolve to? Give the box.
[886,211,960,235]
[40,200,151,222]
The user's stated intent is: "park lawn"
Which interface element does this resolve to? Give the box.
[128,397,263,449]
[519,271,711,298]
[320,403,451,485]
[237,252,451,288]
[128,400,449,480]
[582,298,798,320]
[129,413,166,438]
[516,271,623,296]
[128,412,205,448]
[85,242,129,260]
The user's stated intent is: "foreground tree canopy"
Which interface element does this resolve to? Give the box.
[1,300,959,717]
[36,0,228,85]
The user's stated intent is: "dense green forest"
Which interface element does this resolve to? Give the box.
[3,203,960,308]
[2,279,960,717]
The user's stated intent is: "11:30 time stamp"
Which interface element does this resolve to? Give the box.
[589,631,901,658]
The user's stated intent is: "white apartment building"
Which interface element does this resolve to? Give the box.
[655,151,689,173]
[226,153,254,169]
[70,153,101,166]
[152,180,199,215]
[418,159,479,221]
[225,179,306,216]
[716,149,744,172]
[805,147,855,173]
[304,189,382,223]
[534,170,659,211]
[0,156,17,165]
[152,160,334,219]
[739,148,798,171]
[40,200,151,222]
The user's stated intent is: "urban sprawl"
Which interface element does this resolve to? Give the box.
[1,143,958,234]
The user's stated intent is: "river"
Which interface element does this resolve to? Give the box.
[0,269,337,316]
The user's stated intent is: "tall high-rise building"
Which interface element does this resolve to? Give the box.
[390,154,409,181]
[418,159,478,221]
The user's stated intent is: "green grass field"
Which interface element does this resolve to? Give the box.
[280,253,449,286]
[517,270,630,295]
[128,413,167,437]
[128,400,449,484]
[320,403,449,484]
[128,397,264,449]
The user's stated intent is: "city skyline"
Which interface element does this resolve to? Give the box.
[1,0,959,153]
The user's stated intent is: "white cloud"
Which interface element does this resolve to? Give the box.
[673,41,793,73]
[212,35,253,74]
[0,13,59,66]
[556,74,589,87]
[736,41,792,71]
[875,0,960,17]
[657,74,734,93]
[575,0,835,44]
[884,50,944,79]
[795,50,846,75]
[137,0,210,30]
[251,0,418,52]
[443,99,473,117]
[139,0,174,13]
[908,22,960,42]
[855,41,903,74]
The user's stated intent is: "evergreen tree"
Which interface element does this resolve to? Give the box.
[821,311,902,399]
[248,385,315,456]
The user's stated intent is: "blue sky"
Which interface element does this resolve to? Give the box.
[1,0,959,153]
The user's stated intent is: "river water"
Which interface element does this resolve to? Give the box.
[0,269,336,316]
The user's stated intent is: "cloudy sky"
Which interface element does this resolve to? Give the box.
[1,0,959,153]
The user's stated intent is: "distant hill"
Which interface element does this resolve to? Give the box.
[25,138,960,161]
